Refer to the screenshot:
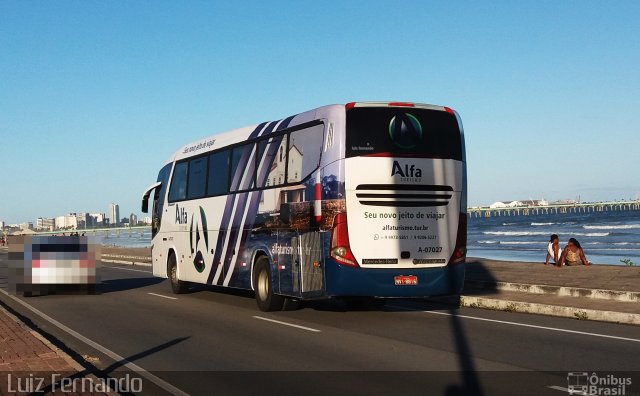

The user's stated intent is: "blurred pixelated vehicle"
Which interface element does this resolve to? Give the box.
[8,235,100,296]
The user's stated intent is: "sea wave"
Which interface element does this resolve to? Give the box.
[588,248,640,252]
[530,221,577,226]
[582,224,640,230]
[482,231,609,237]
[585,242,640,246]
[500,241,546,245]
[477,240,544,245]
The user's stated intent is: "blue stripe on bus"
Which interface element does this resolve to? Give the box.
[206,121,268,285]
[276,115,295,131]
[226,114,297,287]
[218,120,282,285]
[228,138,284,286]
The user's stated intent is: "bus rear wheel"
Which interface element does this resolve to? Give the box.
[168,253,188,294]
[254,256,285,311]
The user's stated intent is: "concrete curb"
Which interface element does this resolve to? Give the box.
[465,279,639,302]
[458,295,640,326]
[100,259,152,267]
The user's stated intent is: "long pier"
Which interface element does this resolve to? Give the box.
[31,225,150,235]
[468,200,640,218]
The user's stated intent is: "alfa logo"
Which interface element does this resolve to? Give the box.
[388,113,422,149]
[391,160,422,178]
[175,205,187,224]
[189,206,209,273]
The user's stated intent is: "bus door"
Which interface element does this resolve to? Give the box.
[291,231,324,296]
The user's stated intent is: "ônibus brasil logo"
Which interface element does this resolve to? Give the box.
[388,113,422,149]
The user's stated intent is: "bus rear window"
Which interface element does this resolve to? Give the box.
[346,107,462,160]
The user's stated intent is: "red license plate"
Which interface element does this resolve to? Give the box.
[394,275,418,285]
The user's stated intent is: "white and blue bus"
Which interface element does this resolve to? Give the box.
[141,102,467,311]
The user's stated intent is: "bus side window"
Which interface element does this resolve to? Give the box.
[258,136,285,188]
[187,157,208,199]
[230,143,256,192]
[168,162,188,202]
[207,150,230,196]
[287,123,324,183]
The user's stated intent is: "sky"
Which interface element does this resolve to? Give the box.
[1,1,639,224]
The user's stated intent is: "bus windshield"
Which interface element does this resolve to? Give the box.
[346,107,462,160]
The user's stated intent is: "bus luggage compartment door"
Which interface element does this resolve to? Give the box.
[292,231,323,295]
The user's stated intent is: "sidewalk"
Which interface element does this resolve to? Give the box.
[0,304,111,395]
[459,258,640,325]
[0,305,79,373]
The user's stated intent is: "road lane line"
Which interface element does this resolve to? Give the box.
[0,289,189,396]
[102,265,152,274]
[388,305,640,343]
[147,292,178,300]
[252,316,321,332]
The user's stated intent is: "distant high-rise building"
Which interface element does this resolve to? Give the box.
[55,214,78,230]
[0,220,5,229]
[36,217,55,231]
[74,213,90,229]
[109,203,120,226]
[142,216,152,225]
[130,213,138,226]
[20,222,34,230]
[88,213,105,227]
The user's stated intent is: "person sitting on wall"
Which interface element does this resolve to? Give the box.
[544,234,561,266]
[559,238,591,266]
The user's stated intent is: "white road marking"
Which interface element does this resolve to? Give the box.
[253,316,321,332]
[147,292,178,300]
[102,265,152,273]
[0,289,189,396]
[388,305,640,343]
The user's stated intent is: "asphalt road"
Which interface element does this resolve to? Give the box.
[0,250,638,396]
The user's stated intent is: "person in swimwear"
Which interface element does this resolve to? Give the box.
[559,237,591,266]
[544,234,561,265]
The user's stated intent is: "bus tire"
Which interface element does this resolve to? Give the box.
[254,256,285,312]
[168,253,188,294]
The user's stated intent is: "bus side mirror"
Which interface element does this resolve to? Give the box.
[141,182,162,214]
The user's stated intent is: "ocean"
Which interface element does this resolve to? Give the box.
[94,228,152,248]
[468,209,640,265]
[99,210,640,265]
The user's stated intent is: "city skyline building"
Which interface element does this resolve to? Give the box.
[36,217,55,231]
[109,203,120,226]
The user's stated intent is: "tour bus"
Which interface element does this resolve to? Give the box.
[141,102,467,311]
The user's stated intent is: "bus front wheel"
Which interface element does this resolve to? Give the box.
[168,253,188,294]
[254,257,285,311]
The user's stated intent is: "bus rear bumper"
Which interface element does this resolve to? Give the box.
[324,259,465,298]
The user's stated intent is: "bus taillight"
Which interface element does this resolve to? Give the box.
[330,212,359,267]
[448,214,467,265]
[388,102,414,107]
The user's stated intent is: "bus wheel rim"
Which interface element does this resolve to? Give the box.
[258,270,268,300]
